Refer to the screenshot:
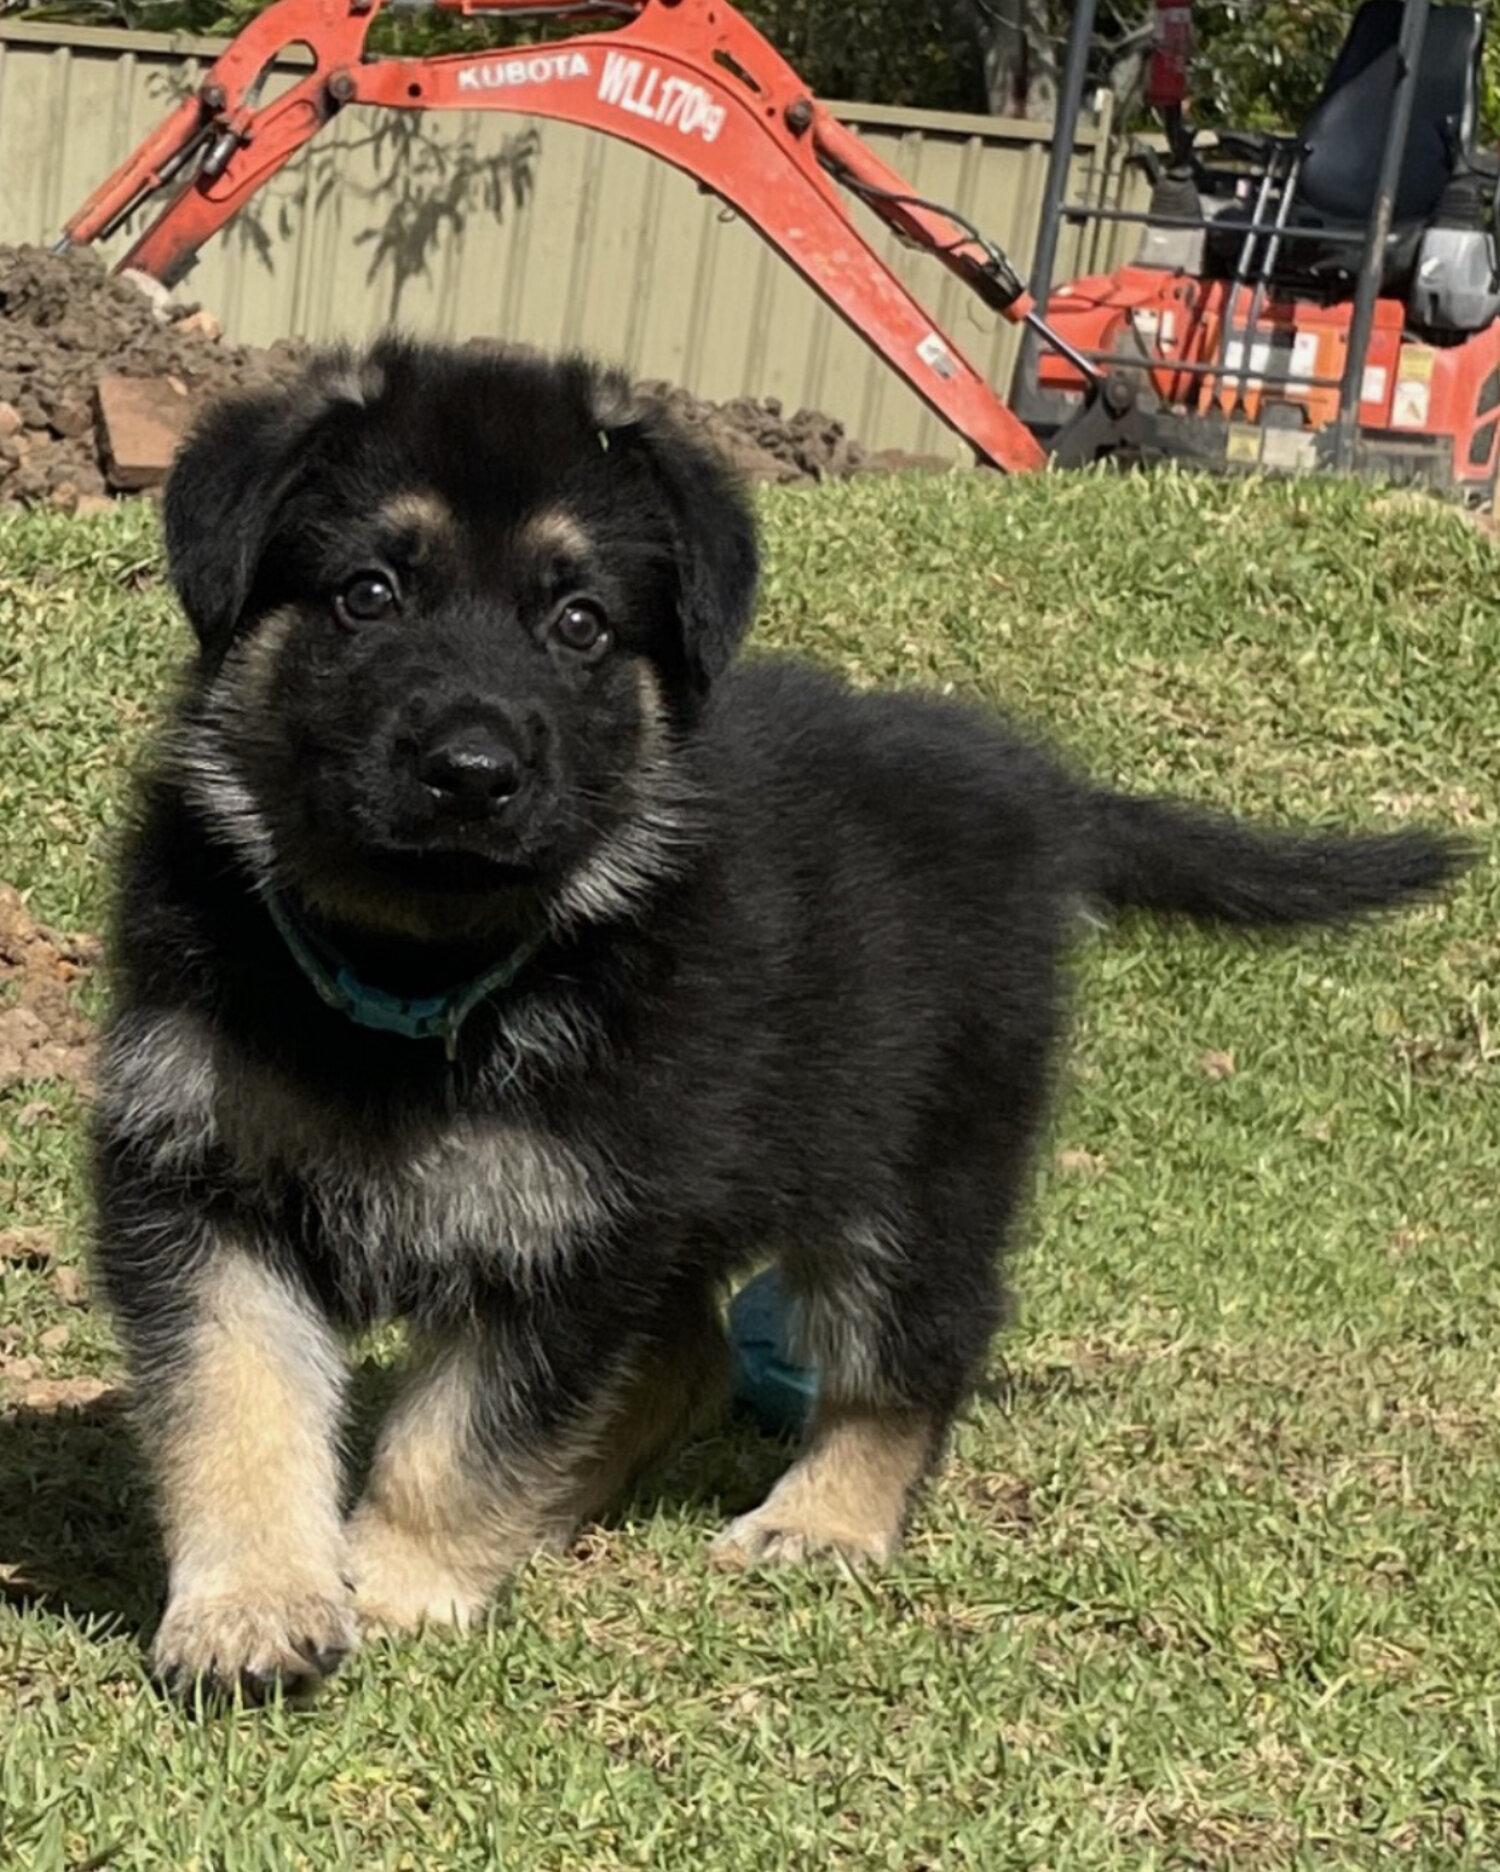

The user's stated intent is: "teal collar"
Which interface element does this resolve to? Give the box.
[261,889,547,1059]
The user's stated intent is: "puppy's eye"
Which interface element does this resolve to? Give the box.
[335,571,400,625]
[547,599,610,658]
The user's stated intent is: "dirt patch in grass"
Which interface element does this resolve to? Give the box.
[0,882,96,1094]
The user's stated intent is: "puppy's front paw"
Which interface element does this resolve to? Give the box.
[345,1505,489,1634]
[710,1501,899,1570]
[152,1583,356,1703]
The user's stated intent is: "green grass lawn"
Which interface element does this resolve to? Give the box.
[2,470,1498,1869]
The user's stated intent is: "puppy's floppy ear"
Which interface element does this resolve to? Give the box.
[163,347,379,663]
[595,374,759,696]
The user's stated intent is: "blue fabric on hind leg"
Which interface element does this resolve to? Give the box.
[727,1266,819,1438]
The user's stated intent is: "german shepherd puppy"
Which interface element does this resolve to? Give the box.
[92,338,1464,1700]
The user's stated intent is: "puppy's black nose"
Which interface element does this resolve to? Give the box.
[417,726,523,813]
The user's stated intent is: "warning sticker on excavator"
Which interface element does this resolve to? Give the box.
[1392,347,1435,428]
[1392,380,1431,428]
[1224,337,1271,385]
[1262,427,1316,472]
[917,333,959,380]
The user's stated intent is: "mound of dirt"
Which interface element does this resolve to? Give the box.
[0,244,309,511]
[641,379,946,485]
[0,242,943,511]
[0,883,97,1095]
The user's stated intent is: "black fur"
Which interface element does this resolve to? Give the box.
[92,337,1468,1697]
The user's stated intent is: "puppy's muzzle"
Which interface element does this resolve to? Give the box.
[411,709,541,822]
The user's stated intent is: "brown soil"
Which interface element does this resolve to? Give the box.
[0,883,97,1096]
[0,243,945,510]
[641,378,949,485]
[0,889,121,1418]
[0,884,112,1415]
[0,244,309,510]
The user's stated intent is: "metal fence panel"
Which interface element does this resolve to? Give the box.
[0,20,1146,455]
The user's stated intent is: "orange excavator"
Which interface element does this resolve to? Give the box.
[1019,0,1500,498]
[58,0,1500,498]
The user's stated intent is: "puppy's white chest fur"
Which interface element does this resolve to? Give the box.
[102,1009,611,1280]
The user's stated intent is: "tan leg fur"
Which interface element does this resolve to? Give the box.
[147,1247,353,1693]
[348,1308,729,1632]
[711,1400,935,1567]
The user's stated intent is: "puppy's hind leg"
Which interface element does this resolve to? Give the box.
[712,1393,940,1569]
[713,1180,1021,1569]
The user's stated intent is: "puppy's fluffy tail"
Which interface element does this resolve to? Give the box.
[1085,790,1472,929]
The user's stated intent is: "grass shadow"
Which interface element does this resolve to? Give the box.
[0,1389,159,1639]
[0,1353,1062,1636]
[0,1361,415,1646]
[609,1362,1111,1534]
[609,1405,798,1534]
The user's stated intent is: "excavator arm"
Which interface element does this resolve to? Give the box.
[62,0,1059,470]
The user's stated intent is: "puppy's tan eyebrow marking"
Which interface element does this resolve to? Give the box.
[520,508,594,564]
[377,491,454,557]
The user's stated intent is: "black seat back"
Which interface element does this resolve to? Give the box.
[1298,1,1483,224]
